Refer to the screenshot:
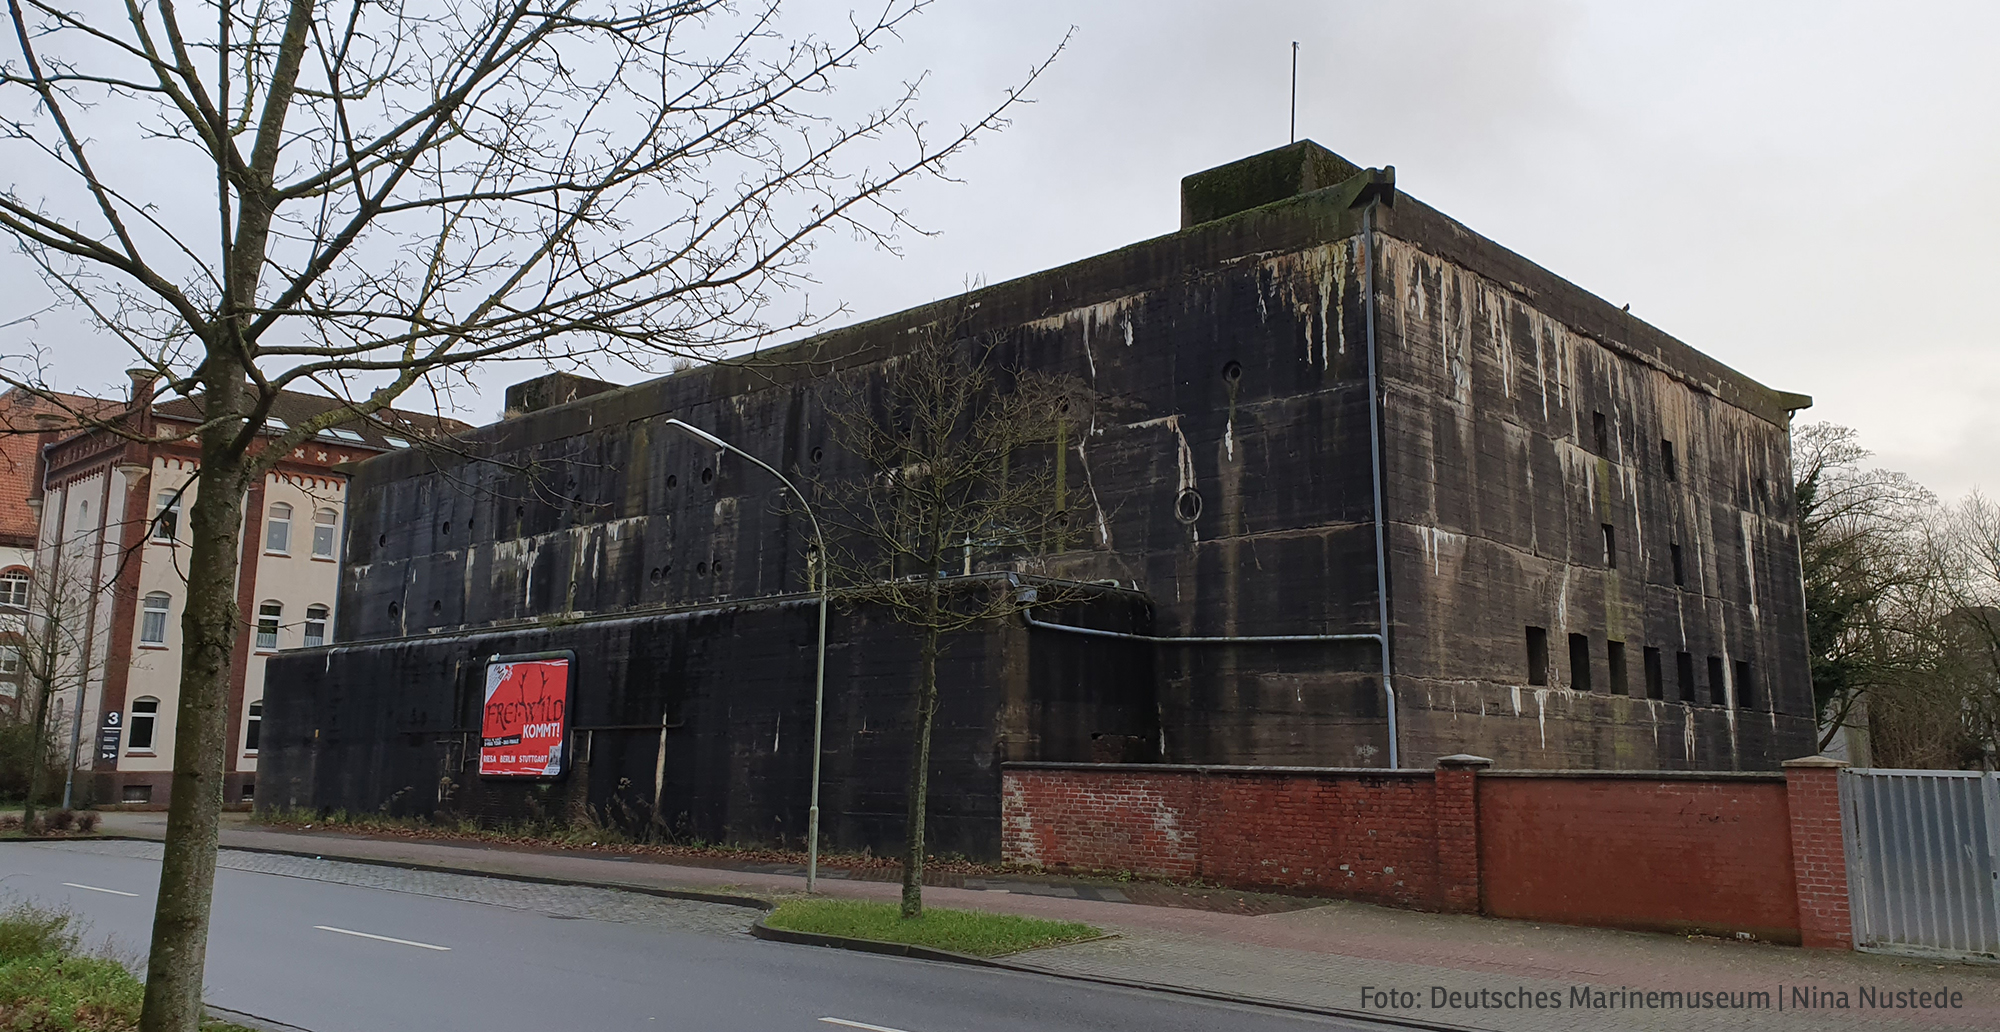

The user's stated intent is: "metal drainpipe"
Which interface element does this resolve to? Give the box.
[1362,200,1401,770]
[1019,607,1381,647]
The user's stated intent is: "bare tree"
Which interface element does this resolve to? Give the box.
[1791,422,1934,749]
[1793,424,2000,767]
[1,3,1062,1026]
[14,528,94,828]
[815,324,1087,917]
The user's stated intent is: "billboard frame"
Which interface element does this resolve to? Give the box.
[477,649,577,780]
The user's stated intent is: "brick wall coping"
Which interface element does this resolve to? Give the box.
[1001,761,1433,777]
[1479,769,1787,782]
[1004,761,1786,781]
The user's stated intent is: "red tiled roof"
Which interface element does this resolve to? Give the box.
[0,388,121,547]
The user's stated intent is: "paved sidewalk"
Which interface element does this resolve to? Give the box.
[98,813,2000,1032]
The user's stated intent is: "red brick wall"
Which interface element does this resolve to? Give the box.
[1004,760,1853,945]
[1477,774,1802,943]
[1002,764,1443,909]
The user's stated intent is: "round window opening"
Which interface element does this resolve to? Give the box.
[387,601,400,620]
[440,521,450,535]
[700,467,714,485]
[1174,488,1203,524]
[377,533,387,547]
[810,447,823,465]
[695,561,708,576]
[431,599,442,615]
[1222,360,1243,383]
[665,474,678,489]
[515,505,526,518]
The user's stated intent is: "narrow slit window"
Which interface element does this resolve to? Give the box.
[1670,543,1685,586]
[1661,439,1678,481]
[1708,656,1727,706]
[1607,640,1628,695]
[1569,633,1593,692]
[1592,411,1609,455]
[1677,651,1697,702]
[1644,647,1664,700]
[1602,524,1617,569]
[1734,659,1756,710]
[1526,627,1550,686]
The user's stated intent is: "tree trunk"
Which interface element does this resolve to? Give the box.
[139,385,247,1032]
[901,606,942,919]
[20,667,53,827]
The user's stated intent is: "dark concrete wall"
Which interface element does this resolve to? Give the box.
[263,141,1815,853]
[1372,199,1815,768]
[262,591,1155,858]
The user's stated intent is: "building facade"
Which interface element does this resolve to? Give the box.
[262,141,1819,857]
[34,378,457,805]
[0,389,118,721]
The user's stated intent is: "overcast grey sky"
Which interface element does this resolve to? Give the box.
[11,1,1997,500]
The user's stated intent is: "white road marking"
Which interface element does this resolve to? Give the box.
[62,882,139,897]
[312,925,451,951]
[820,1019,918,1032]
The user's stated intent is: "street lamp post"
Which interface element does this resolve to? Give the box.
[662,419,830,892]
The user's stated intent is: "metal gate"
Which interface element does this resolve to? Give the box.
[1840,768,2000,960]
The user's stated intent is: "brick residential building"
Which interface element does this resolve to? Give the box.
[0,388,118,718]
[33,374,464,805]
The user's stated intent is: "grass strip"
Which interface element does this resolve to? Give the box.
[765,897,1100,958]
[0,902,254,1031]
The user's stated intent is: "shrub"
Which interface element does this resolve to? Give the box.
[0,904,80,964]
[42,811,73,833]
[73,814,98,834]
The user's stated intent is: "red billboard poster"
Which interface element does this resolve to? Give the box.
[479,652,573,777]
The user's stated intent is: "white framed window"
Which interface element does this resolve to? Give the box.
[128,697,159,751]
[140,592,171,645]
[256,600,282,651]
[0,647,19,674]
[312,507,338,558]
[383,436,410,449]
[319,427,365,443]
[153,490,181,541]
[265,502,292,554]
[0,571,28,608]
[303,604,329,648]
[244,700,263,753]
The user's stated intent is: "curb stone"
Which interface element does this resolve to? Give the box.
[749,916,1496,1032]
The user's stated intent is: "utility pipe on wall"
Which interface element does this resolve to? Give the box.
[1361,199,1401,770]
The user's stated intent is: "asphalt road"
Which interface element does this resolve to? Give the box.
[0,842,1379,1032]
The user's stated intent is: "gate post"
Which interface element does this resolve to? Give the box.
[1784,755,1852,949]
